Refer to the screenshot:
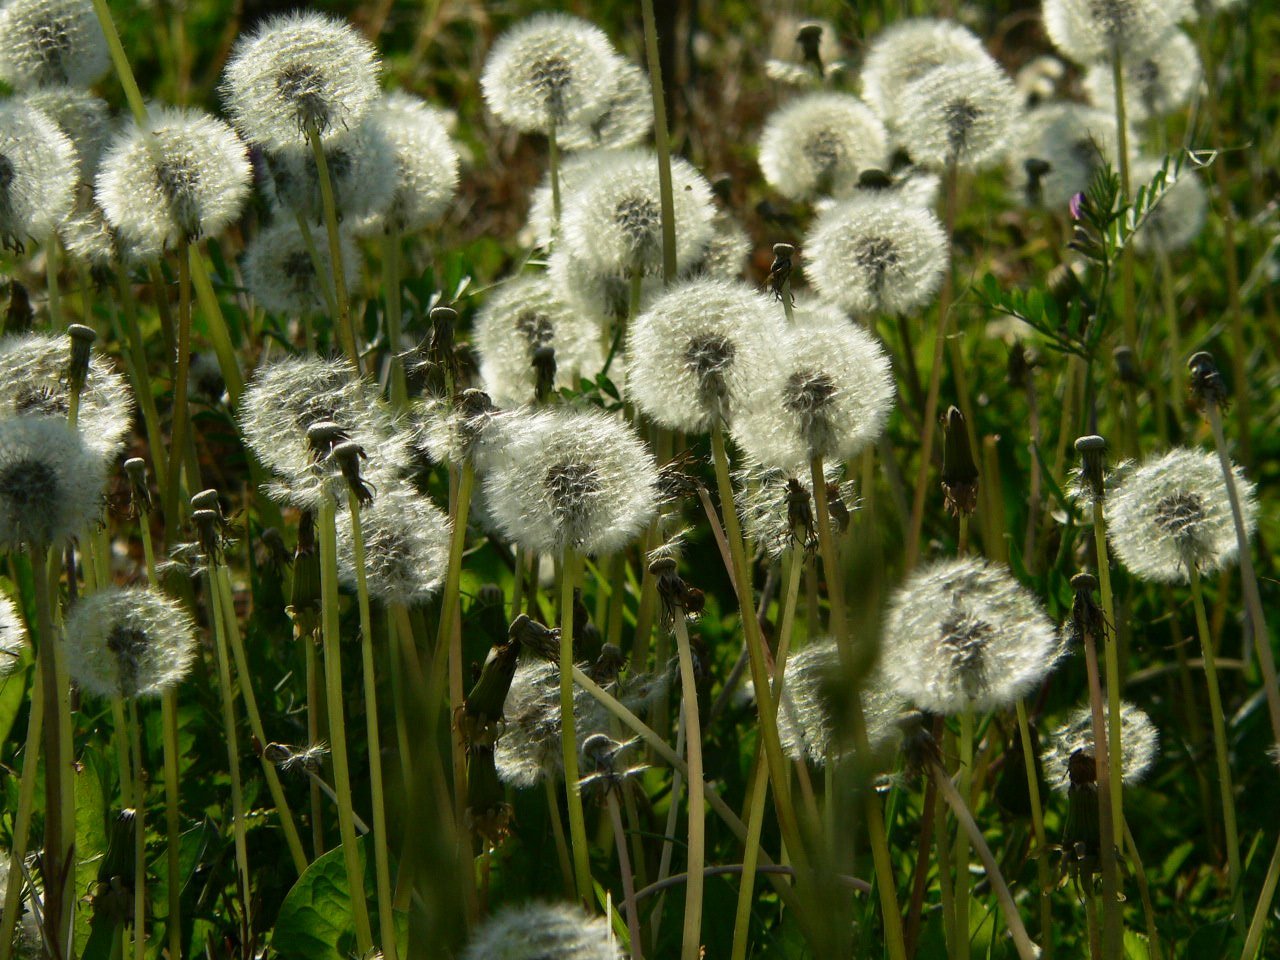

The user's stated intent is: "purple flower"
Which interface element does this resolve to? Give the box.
[1069,191,1086,220]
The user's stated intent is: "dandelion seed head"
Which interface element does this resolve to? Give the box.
[1042,0,1193,64]
[694,212,751,280]
[242,219,358,317]
[736,462,853,561]
[547,244,661,325]
[758,92,889,201]
[882,557,1060,715]
[1042,700,1160,791]
[461,900,623,960]
[0,0,108,89]
[1082,29,1200,121]
[860,19,989,124]
[263,118,397,229]
[896,58,1021,170]
[1011,102,1124,210]
[495,660,608,787]
[0,416,104,548]
[336,486,451,605]
[364,92,460,233]
[0,588,27,678]
[523,150,605,249]
[59,202,135,274]
[17,86,111,179]
[0,100,77,248]
[1130,157,1208,254]
[558,57,653,152]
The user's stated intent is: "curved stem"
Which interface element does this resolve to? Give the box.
[1015,700,1054,957]
[1242,826,1280,960]
[671,611,704,960]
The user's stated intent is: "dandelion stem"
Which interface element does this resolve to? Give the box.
[1110,47,1140,460]
[188,244,245,403]
[163,238,194,536]
[90,0,148,124]
[115,279,169,494]
[934,765,959,960]
[543,774,575,901]
[305,630,326,857]
[549,121,562,229]
[651,712,686,943]
[0,663,43,960]
[559,547,594,907]
[128,698,146,960]
[1090,505,1125,850]
[605,790,643,960]
[640,0,677,283]
[1123,817,1163,960]
[1242,825,1280,960]
[383,228,408,408]
[1015,699,1054,957]
[671,610,705,960]
[307,127,361,373]
[953,709,974,952]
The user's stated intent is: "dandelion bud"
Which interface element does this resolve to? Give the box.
[242,220,359,317]
[336,487,450,605]
[532,346,557,402]
[758,92,889,200]
[860,19,989,125]
[63,586,197,700]
[1042,0,1193,64]
[558,58,653,152]
[466,746,514,847]
[941,405,979,517]
[464,638,521,748]
[796,22,827,75]
[1042,700,1159,791]
[1112,344,1140,386]
[460,901,623,960]
[1083,29,1200,121]
[17,86,111,179]
[767,242,795,305]
[0,101,77,250]
[123,458,152,515]
[189,488,222,515]
[1186,350,1228,409]
[896,57,1021,171]
[1073,434,1108,503]
[5,282,34,334]
[262,120,396,228]
[0,0,108,89]
[509,614,560,662]
[191,508,225,563]
[1,588,29,678]
[579,734,647,798]
[1130,157,1208,255]
[0,416,104,548]
[66,323,95,395]
[365,92,460,233]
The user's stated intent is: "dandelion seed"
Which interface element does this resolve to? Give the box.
[558,58,653,152]
[1,588,28,678]
[896,57,1021,170]
[413,392,532,474]
[804,193,948,316]
[0,0,108,89]
[860,18,989,125]
[364,92,460,233]
[1130,157,1208,254]
[241,219,358,317]
[461,900,623,960]
[1042,700,1159,791]
[221,11,381,151]
[1042,0,1194,64]
[758,92,889,201]
[335,486,451,606]
[95,106,252,254]
[1107,447,1254,583]
[523,150,607,249]
[0,100,77,250]
[1010,102,1125,210]
[480,13,620,135]
[0,416,105,548]
[881,557,1060,715]
[1083,29,1200,121]
[624,277,784,432]
[17,86,111,179]
[262,118,397,229]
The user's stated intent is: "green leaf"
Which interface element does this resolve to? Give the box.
[0,655,31,748]
[1124,929,1152,960]
[272,839,372,960]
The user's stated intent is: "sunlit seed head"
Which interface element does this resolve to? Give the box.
[221,11,381,150]
[1082,29,1200,122]
[1042,0,1194,64]
[547,244,661,326]
[896,58,1021,170]
[0,0,108,89]
[364,92,460,233]
[1042,700,1160,791]
[1,588,28,679]
[461,900,623,960]
[1010,102,1124,210]
[758,92,889,201]
[481,13,620,135]
[624,278,784,433]
[0,100,77,249]
[1107,447,1253,583]
[694,211,751,280]
[495,660,609,787]
[882,557,1060,715]
[336,486,451,605]
[804,193,948,316]
[1129,157,1208,255]
[860,18,989,124]
[0,416,105,548]
[523,150,606,249]
[242,219,358,317]
[736,461,853,560]
[17,86,111,180]
[558,57,653,152]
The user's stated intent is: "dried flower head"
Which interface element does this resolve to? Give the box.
[1130,157,1208,254]
[0,415,104,547]
[17,86,111,179]
[483,407,659,556]
[1,588,28,678]
[1043,0,1194,64]
[732,300,895,470]
[860,19,989,124]
[242,219,358,317]
[758,92,889,201]
[1011,103,1124,210]
[336,486,451,605]
[221,11,381,150]
[63,586,197,699]
[1083,29,1200,121]
[0,0,108,88]
[896,57,1021,170]
[882,557,1060,715]
[1042,700,1159,791]
[365,92,460,233]
[0,100,77,249]
[95,107,252,254]
[460,900,623,960]
[804,193,948,316]
[624,278,784,432]
[480,13,620,135]
[1107,447,1254,583]
[558,57,653,152]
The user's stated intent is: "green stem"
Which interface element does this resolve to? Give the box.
[954,709,974,954]
[295,211,339,323]
[548,121,562,229]
[1242,825,1280,960]
[307,127,361,373]
[129,699,146,960]
[163,239,193,535]
[1091,505,1125,848]
[543,774,575,901]
[305,629,326,859]
[0,663,43,960]
[671,611,705,960]
[116,279,168,494]
[1015,700,1054,958]
[384,229,408,408]
[90,0,148,124]
[1111,46,1140,460]
[160,689,182,960]
[640,0,677,283]
[606,791,643,959]
[935,769,959,960]
[559,547,594,907]
[1123,818,1163,960]
[188,245,245,404]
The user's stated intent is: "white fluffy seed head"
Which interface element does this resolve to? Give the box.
[262,118,397,229]
[482,407,659,557]
[95,106,252,254]
[882,557,1060,715]
[17,86,111,180]
[758,92,889,201]
[523,150,604,250]
[1043,0,1194,64]
[0,416,105,548]
[896,58,1021,170]
[242,219,358,317]
[59,202,134,274]
[1130,157,1208,254]
[736,461,852,560]
[63,586,197,700]
[364,92,460,233]
[0,0,108,89]
[1,588,28,678]
[547,245,661,325]
[0,333,133,461]
[461,900,623,960]
[0,100,77,248]
[624,278,785,433]
[1010,102,1124,211]
[1107,447,1253,583]
[697,212,751,280]
[1082,28,1200,121]
[336,486,451,605]
[731,300,895,470]
[495,659,606,787]
[481,13,619,135]
[860,18,989,124]
[1042,700,1159,791]
[560,149,716,278]
[558,57,653,152]
[221,11,381,151]
[804,193,948,316]
[474,272,604,407]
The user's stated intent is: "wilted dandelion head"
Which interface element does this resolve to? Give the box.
[483,407,659,557]
[95,107,252,253]
[1,588,28,678]
[1083,29,1200,121]
[1130,157,1208,254]
[0,0,108,88]
[0,416,104,548]
[736,461,853,560]
[1042,700,1159,791]
[263,118,397,229]
[1011,103,1123,210]
[558,57,653,152]
[624,278,784,433]
[896,58,1021,170]
[336,486,451,605]
[460,900,623,960]
[0,100,77,249]
[481,13,619,135]
[561,149,716,278]
[804,193,948,316]
[221,11,381,150]
[882,557,1060,715]
[1107,447,1253,583]
[860,19,989,124]
[1043,0,1194,64]
[731,300,895,469]
[63,586,197,700]
[0,333,133,461]
[474,272,604,407]
[17,86,111,179]
[758,92,889,201]
[242,219,358,317]
[365,92,460,233]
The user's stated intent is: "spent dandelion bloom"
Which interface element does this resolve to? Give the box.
[335,486,451,605]
[695,210,751,280]
[736,461,854,560]
[63,585,197,700]
[413,392,534,473]
[221,11,381,150]
[895,57,1021,170]
[0,415,105,548]
[95,106,252,254]
[1130,157,1208,254]
[1083,29,1201,121]
[17,86,111,179]
[881,557,1060,715]
[1042,0,1194,64]
[365,92,460,233]
[560,149,716,278]
[262,119,397,229]
[558,58,653,152]
[624,277,785,432]
[1042,700,1160,791]
[758,92,889,201]
[731,299,895,470]
[1,587,28,677]
[241,219,358,317]
[1107,446,1254,583]
[843,164,943,209]
[59,202,132,277]
[1011,102,1125,210]
[765,18,846,87]
[860,18,989,124]
[483,407,659,556]
[0,332,133,461]
[480,13,620,135]
[474,272,604,407]
[804,193,948,316]
[460,901,623,960]
[0,0,108,89]
[0,100,77,250]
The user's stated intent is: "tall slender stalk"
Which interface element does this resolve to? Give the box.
[1090,504,1125,849]
[1110,48,1140,459]
[671,611,704,960]
[543,775,575,900]
[0,663,43,960]
[383,229,408,408]
[953,709,975,952]
[1242,826,1280,960]
[605,790,643,960]
[163,238,193,532]
[128,699,146,960]
[559,547,594,907]
[307,128,361,373]
[1015,700,1054,957]
[640,0,676,283]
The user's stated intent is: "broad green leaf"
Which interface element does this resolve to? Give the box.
[272,838,373,960]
